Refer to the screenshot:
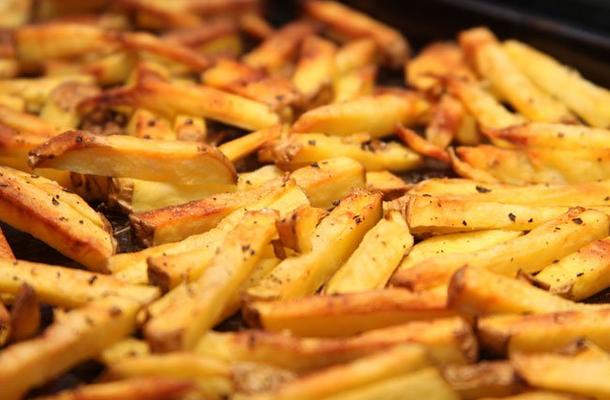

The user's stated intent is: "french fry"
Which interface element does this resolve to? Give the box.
[292,35,337,102]
[39,81,100,131]
[126,108,176,141]
[304,0,409,68]
[504,40,610,128]
[0,301,9,347]
[454,145,610,184]
[9,283,40,342]
[219,125,283,162]
[449,147,499,183]
[398,229,522,271]
[29,130,237,186]
[535,238,610,300]
[0,258,159,308]
[480,392,587,400]
[478,308,610,356]
[392,208,609,290]
[197,317,477,370]
[293,94,428,137]
[442,361,525,400]
[365,170,409,197]
[425,94,468,148]
[0,295,141,400]
[335,39,378,75]
[396,124,450,163]
[276,205,327,253]
[244,288,454,337]
[250,344,431,400]
[0,104,57,136]
[406,42,475,93]
[98,338,150,364]
[243,20,318,72]
[173,114,206,142]
[246,190,382,301]
[333,64,376,103]
[240,12,275,39]
[144,210,278,351]
[447,77,525,129]
[324,210,412,293]
[260,133,422,172]
[511,342,610,399]
[35,377,193,400]
[0,226,14,260]
[321,367,459,400]
[107,353,232,399]
[448,266,592,316]
[0,166,115,270]
[459,27,574,123]
[484,123,610,150]
[237,165,283,191]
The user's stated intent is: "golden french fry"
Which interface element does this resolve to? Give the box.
[335,39,378,75]
[0,104,57,136]
[173,114,206,141]
[126,108,176,141]
[292,35,337,102]
[480,392,587,400]
[484,123,610,150]
[333,64,376,103]
[98,338,150,365]
[365,170,409,197]
[276,205,327,253]
[237,165,284,191]
[442,361,525,400]
[0,227,14,260]
[396,124,450,163]
[425,94,469,148]
[9,283,40,342]
[0,301,9,347]
[219,125,283,162]
[244,288,453,337]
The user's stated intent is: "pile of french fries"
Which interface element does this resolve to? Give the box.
[0,0,610,399]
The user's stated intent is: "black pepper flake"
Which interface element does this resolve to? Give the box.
[475,185,491,193]
[528,218,533,223]
[576,272,584,277]
[52,198,59,206]
[88,275,98,285]
[310,162,320,168]
[75,136,83,143]
[307,140,316,146]
[79,220,84,224]
[572,218,583,225]
[605,196,610,201]
[353,215,363,224]
[462,220,467,226]
[109,306,122,317]
[508,213,516,222]
[241,245,251,253]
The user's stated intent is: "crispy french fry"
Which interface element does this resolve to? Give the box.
[126,108,176,141]
[98,338,150,364]
[0,227,14,260]
[396,124,450,163]
[504,40,610,128]
[173,114,206,141]
[392,208,609,290]
[293,94,428,137]
[454,145,610,184]
[478,308,610,356]
[333,65,376,103]
[484,123,610,150]
[480,392,587,400]
[324,210,412,293]
[260,133,422,172]
[276,205,327,253]
[0,258,159,308]
[144,210,278,351]
[425,94,468,148]
[197,317,477,370]
[442,361,524,400]
[398,229,522,271]
[0,301,9,347]
[244,288,453,337]
[250,344,431,400]
[219,125,283,162]
[240,12,275,39]
[365,170,409,197]
[511,342,610,399]
[9,283,40,342]
[449,147,499,183]
[35,377,193,400]
[29,130,237,186]
[237,165,284,191]
[0,296,141,400]
[304,0,409,68]
[335,39,378,75]
[246,190,382,301]
[292,35,336,101]
[0,166,115,270]
[0,104,57,136]
[448,266,592,316]
[460,27,574,123]
[39,81,100,131]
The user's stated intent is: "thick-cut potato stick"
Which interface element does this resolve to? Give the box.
[240,12,275,39]
[144,210,278,351]
[126,108,176,141]
[449,147,499,183]
[0,296,141,400]
[0,227,14,260]
[425,94,467,148]
[130,176,293,246]
[406,195,578,234]
[9,283,40,342]
[29,130,237,186]
[0,94,24,112]
[335,39,378,75]
[484,123,610,150]
[0,166,115,270]
[478,309,610,356]
[107,353,232,398]
[0,301,9,347]
[109,177,235,213]
[0,104,56,136]
[333,65,376,103]
[81,50,136,86]
[98,338,150,364]
[0,75,93,111]
[276,205,327,253]
[244,288,454,337]
[244,20,318,72]
[324,211,412,293]
[411,178,610,207]
[535,238,610,300]
[0,259,159,308]
[293,94,428,137]
[407,42,475,93]
[246,190,382,301]
[396,124,450,163]
[250,345,431,400]
[460,28,574,123]
[448,266,593,316]
[197,317,476,370]
[304,0,409,68]
[398,230,523,271]
[455,145,610,184]
[35,377,193,400]
[323,367,459,400]
[511,344,610,399]
[480,392,587,400]
[442,361,524,400]
[392,208,609,290]
[448,77,525,129]
[173,114,206,142]
[237,165,284,191]
[39,81,99,131]
[504,40,610,128]
[365,170,409,196]
[261,133,422,172]
[292,35,336,101]
[219,125,283,162]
